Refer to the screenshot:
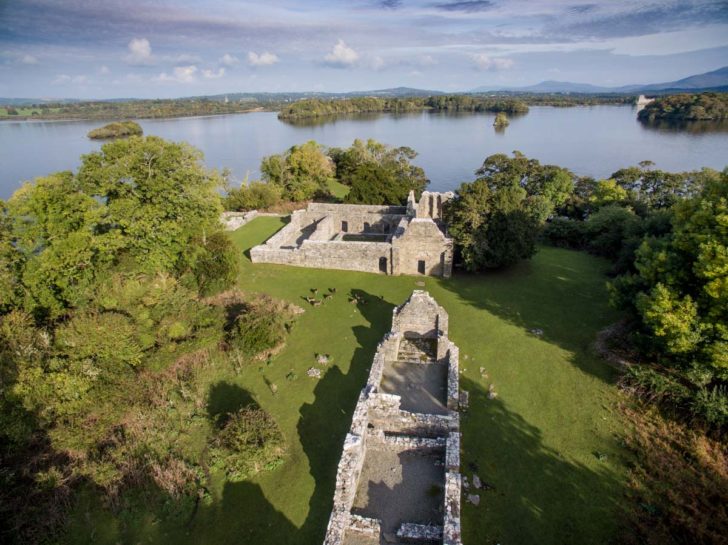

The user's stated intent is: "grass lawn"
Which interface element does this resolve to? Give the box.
[62,216,628,545]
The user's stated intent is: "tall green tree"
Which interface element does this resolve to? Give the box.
[6,173,121,318]
[611,172,728,426]
[260,141,334,202]
[445,152,573,270]
[331,138,428,205]
[77,136,223,273]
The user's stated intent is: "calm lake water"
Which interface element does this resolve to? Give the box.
[1,106,726,199]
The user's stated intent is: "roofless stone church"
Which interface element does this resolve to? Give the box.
[250,191,455,277]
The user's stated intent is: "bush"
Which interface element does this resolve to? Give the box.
[542,217,585,249]
[189,231,239,296]
[209,406,286,480]
[224,181,281,212]
[584,205,640,259]
[226,296,296,358]
[621,403,728,545]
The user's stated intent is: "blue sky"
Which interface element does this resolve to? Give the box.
[1,0,727,98]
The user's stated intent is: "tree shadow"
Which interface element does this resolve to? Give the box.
[438,248,621,384]
[293,289,396,543]
[206,381,256,426]
[351,447,445,537]
[458,375,625,544]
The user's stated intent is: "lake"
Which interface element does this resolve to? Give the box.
[1,106,727,199]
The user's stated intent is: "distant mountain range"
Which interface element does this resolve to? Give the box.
[2,67,727,106]
[472,66,728,94]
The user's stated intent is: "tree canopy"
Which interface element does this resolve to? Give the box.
[638,93,728,123]
[260,141,335,202]
[445,152,574,270]
[331,138,428,205]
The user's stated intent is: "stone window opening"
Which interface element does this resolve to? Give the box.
[341,220,348,233]
[418,260,426,274]
[379,256,388,273]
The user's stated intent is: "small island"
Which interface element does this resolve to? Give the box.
[87,120,143,139]
[278,95,529,121]
[493,112,510,129]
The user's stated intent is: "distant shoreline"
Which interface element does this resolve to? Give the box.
[0,106,268,123]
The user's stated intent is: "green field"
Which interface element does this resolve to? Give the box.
[63,216,628,545]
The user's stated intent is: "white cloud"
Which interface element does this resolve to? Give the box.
[155,65,198,83]
[471,53,514,70]
[21,54,38,65]
[324,40,359,67]
[247,51,279,66]
[202,67,226,79]
[370,56,385,70]
[99,65,110,75]
[220,53,239,66]
[125,38,153,65]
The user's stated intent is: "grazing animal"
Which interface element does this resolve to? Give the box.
[312,300,322,307]
[311,288,318,294]
[330,288,337,293]
[323,293,333,300]
[305,297,317,305]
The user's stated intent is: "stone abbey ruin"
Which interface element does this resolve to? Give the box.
[323,290,463,545]
[251,191,454,278]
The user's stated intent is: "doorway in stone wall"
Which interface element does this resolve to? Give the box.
[417,260,426,274]
[379,256,388,273]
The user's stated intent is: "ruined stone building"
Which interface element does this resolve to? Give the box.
[323,291,463,545]
[250,191,454,277]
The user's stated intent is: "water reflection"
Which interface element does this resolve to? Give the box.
[639,118,728,134]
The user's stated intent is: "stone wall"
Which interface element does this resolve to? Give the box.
[322,291,462,545]
[249,195,455,278]
[415,191,455,221]
[220,211,258,231]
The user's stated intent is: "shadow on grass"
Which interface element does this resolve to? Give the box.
[439,248,620,384]
[292,289,396,543]
[206,381,256,426]
[459,374,625,544]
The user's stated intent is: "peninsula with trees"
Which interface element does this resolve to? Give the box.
[638,92,728,122]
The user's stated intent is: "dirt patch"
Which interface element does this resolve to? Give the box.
[352,446,445,537]
[380,360,448,415]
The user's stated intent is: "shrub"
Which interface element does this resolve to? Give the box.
[226,296,296,358]
[189,231,239,296]
[584,205,640,259]
[224,181,281,212]
[621,404,728,545]
[542,217,585,249]
[209,406,286,480]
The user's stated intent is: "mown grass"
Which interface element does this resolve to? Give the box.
[62,216,628,545]
[326,178,350,200]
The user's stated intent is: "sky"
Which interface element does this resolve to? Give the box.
[1,0,728,99]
